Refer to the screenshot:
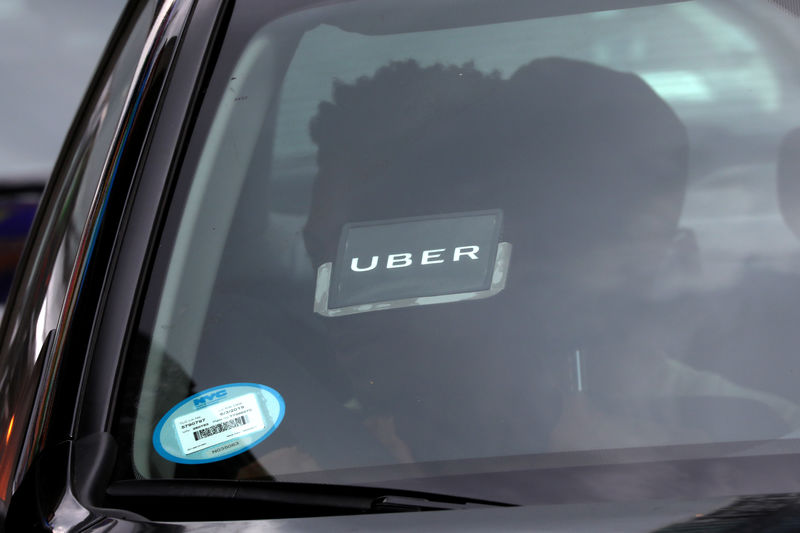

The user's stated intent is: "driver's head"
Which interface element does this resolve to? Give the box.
[304,57,688,304]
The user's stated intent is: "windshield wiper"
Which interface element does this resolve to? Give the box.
[104,479,515,521]
[655,493,800,532]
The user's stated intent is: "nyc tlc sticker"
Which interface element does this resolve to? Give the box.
[153,383,285,464]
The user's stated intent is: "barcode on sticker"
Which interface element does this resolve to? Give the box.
[174,392,266,455]
[193,415,248,441]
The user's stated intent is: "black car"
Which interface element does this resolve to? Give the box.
[4,0,800,530]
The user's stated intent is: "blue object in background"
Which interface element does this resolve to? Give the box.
[0,196,38,301]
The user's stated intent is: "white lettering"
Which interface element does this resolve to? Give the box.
[348,245,483,273]
[453,246,480,261]
[351,256,379,272]
[386,253,413,269]
[421,248,445,265]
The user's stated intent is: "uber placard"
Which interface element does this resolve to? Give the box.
[314,210,511,316]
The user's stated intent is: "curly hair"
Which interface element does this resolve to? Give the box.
[304,57,688,291]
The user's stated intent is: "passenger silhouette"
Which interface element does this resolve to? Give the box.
[303,57,697,460]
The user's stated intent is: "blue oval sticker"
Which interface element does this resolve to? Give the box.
[153,383,285,464]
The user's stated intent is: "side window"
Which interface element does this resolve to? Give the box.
[0,1,157,507]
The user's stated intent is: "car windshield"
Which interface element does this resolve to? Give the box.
[116,0,800,504]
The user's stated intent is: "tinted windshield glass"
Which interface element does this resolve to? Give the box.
[118,0,800,502]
